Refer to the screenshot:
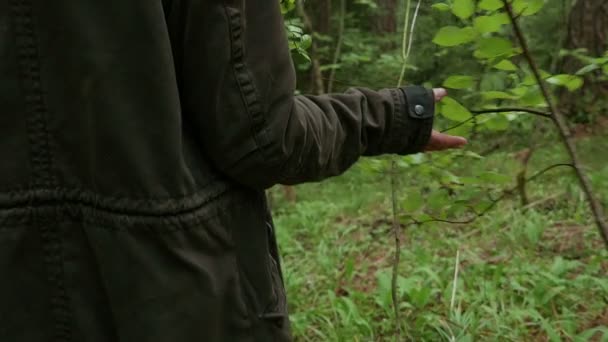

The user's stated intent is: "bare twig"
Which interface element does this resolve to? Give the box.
[515,148,534,206]
[502,0,608,248]
[389,1,422,339]
[389,161,402,340]
[470,108,552,118]
[522,192,566,210]
[449,250,460,312]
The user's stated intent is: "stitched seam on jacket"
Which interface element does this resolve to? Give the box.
[9,3,69,340]
[0,183,232,218]
[223,5,278,166]
[383,88,409,152]
[0,177,227,201]
[0,187,229,230]
[10,0,56,189]
[37,212,73,341]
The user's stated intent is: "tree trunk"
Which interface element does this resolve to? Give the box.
[375,0,398,33]
[313,0,332,35]
[559,0,608,122]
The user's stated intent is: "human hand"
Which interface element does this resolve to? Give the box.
[425,88,468,152]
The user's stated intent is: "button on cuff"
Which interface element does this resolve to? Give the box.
[400,86,434,120]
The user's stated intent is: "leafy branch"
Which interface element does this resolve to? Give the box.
[502,0,608,249]
[402,163,576,226]
[442,107,552,133]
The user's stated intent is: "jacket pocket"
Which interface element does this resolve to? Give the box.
[227,189,290,335]
[261,239,287,321]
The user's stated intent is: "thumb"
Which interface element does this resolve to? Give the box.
[433,88,447,102]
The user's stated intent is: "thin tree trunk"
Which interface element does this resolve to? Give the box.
[314,0,332,35]
[375,0,398,33]
[559,0,608,121]
[327,0,346,93]
[296,0,325,95]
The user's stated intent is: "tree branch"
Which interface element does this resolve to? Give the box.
[502,0,608,249]
[441,107,552,133]
[405,163,576,226]
[470,107,552,118]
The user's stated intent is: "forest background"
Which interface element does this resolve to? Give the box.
[272,0,608,340]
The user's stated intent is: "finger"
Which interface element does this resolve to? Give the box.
[425,132,467,151]
[433,88,447,102]
[440,134,468,147]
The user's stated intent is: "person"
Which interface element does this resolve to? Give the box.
[0,1,466,341]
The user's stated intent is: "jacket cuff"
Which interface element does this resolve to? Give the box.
[384,86,435,154]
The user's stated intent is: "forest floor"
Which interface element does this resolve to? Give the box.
[271,132,608,341]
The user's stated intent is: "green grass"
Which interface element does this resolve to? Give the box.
[271,134,608,341]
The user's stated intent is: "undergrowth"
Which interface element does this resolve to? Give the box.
[271,133,608,342]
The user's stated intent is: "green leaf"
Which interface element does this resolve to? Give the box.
[479,171,511,185]
[447,122,474,137]
[409,287,432,309]
[493,59,518,71]
[280,0,296,13]
[484,114,510,131]
[413,213,433,222]
[428,191,450,212]
[440,97,473,121]
[481,91,516,100]
[519,87,546,106]
[522,70,552,85]
[432,3,451,11]
[510,86,528,97]
[575,64,599,75]
[464,151,484,159]
[433,26,477,47]
[479,0,503,11]
[546,74,584,91]
[443,75,474,89]
[299,34,312,49]
[513,0,545,16]
[473,14,509,34]
[474,37,513,59]
[403,192,424,213]
[452,0,475,20]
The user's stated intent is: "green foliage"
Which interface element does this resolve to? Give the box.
[443,75,474,89]
[284,19,312,63]
[479,0,503,11]
[433,26,476,47]
[493,59,518,71]
[474,37,515,59]
[547,74,584,91]
[439,97,472,121]
[273,135,608,341]
[513,0,546,16]
[452,0,475,20]
[280,1,608,340]
[473,13,509,34]
[279,0,296,13]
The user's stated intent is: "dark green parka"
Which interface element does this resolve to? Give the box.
[0,0,434,341]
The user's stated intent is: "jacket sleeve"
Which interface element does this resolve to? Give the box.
[165,0,434,190]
